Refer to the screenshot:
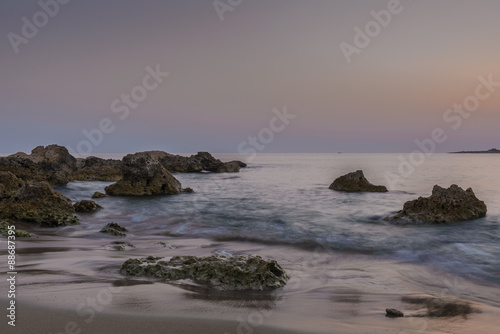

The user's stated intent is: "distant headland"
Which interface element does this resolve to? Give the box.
[450,148,500,154]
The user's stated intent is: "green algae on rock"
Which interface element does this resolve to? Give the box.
[0,221,31,238]
[120,254,290,291]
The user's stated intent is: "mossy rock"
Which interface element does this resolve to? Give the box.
[0,221,31,238]
[120,254,290,291]
[100,222,127,237]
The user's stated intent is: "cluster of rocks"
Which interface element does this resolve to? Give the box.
[0,145,248,228]
[120,254,290,291]
[1,145,246,188]
[330,170,487,224]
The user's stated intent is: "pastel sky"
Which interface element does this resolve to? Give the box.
[1,0,499,154]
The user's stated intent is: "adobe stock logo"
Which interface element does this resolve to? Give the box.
[7,0,72,54]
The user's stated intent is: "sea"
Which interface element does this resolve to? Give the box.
[48,152,500,286]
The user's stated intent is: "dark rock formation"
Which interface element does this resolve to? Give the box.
[100,222,127,237]
[0,171,24,199]
[72,157,122,181]
[158,151,245,173]
[120,254,290,291]
[73,200,102,213]
[393,185,487,223]
[329,170,388,192]
[0,182,79,227]
[385,308,404,317]
[105,151,182,196]
[91,192,107,199]
[0,156,45,184]
[0,221,31,238]
[2,145,76,185]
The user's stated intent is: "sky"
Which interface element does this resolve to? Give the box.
[0,0,499,154]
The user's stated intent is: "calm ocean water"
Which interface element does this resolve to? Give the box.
[44,153,499,285]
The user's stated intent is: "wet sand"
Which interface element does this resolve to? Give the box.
[1,232,500,333]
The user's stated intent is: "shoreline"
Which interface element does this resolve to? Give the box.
[2,234,500,333]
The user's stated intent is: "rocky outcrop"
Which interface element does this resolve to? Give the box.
[329,170,388,192]
[120,254,290,291]
[2,145,76,185]
[0,171,24,199]
[157,151,246,173]
[72,157,122,181]
[100,222,127,237]
[0,182,79,227]
[393,185,487,224]
[191,152,245,173]
[73,200,102,213]
[0,156,45,184]
[105,152,182,196]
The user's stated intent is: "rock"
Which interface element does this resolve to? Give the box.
[2,145,76,185]
[158,151,246,173]
[73,200,102,213]
[91,192,107,199]
[107,241,135,251]
[105,151,182,196]
[0,157,45,184]
[0,182,79,227]
[100,222,127,237]
[402,296,473,317]
[329,170,388,192]
[0,221,31,238]
[0,171,24,199]
[393,185,487,223]
[182,187,194,193]
[385,308,404,317]
[159,152,203,173]
[193,152,243,173]
[72,157,122,181]
[120,254,290,291]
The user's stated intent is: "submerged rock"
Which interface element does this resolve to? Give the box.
[73,200,102,213]
[72,157,122,181]
[393,184,487,223]
[91,192,107,199]
[0,182,79,227]
[0,171,24,199]
[120,255,290,291]
[100,222,127,237]
[329,170,388,192]
[385,308,404,317]
[0,221,31,238]
[105,151,182,196]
